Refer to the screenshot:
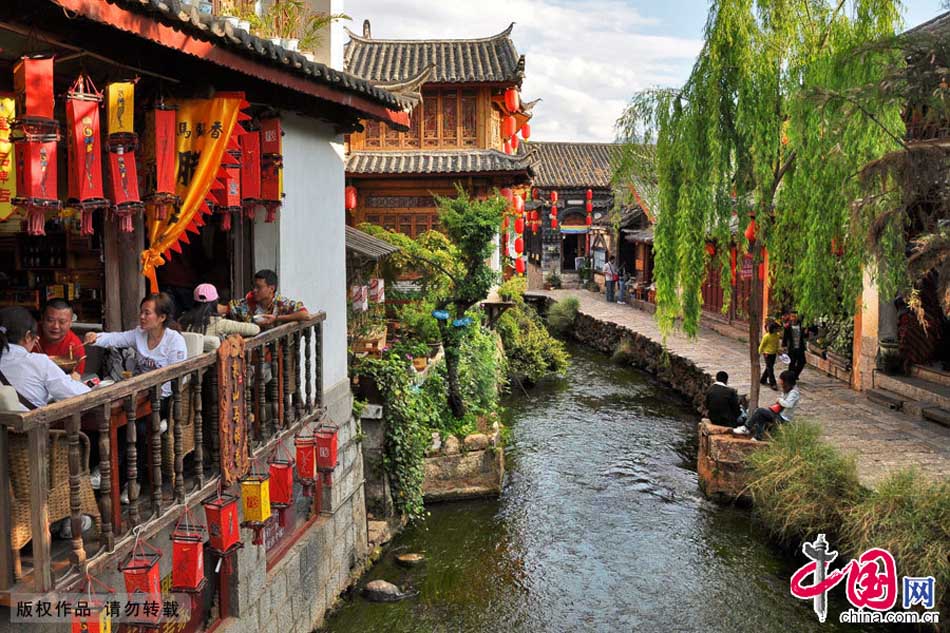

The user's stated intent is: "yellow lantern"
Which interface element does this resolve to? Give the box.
[239,472,272,545]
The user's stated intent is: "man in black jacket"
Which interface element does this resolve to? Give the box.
[783,311,809,379]
[705,371,742,427]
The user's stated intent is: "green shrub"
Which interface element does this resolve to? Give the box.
[610,336,636,365]
[397,300,441,343]
[497,303,569,383]
[545,271,562,289]
[841,469,950,612]
[746,420,863,544]
[547,296,580,336]
[497,275,527,303]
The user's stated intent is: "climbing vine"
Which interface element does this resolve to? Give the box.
[614,0,904,406]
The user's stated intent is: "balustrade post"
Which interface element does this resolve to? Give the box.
[247,349,257,444]
[27,423,51,592]
[67,413,86,569]
[172,378,184,503]
[257,347,267,440]
[193,370,205,487]
[125,394,140,527]
[293,330,303,420]
[314,323,324,408]
[98,403,114,549]
[151,386,163,515]
[282,335,292,427]
[0,424,13,589]
[304,327,313,412]
[208,364,220,472]
[268,341,279,434]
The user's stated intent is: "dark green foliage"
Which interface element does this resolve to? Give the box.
[496,283,568,383]
[546,296,580,336]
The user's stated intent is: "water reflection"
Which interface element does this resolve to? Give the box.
[320,344,890,633]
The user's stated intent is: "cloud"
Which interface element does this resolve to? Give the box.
[345,0,702,142]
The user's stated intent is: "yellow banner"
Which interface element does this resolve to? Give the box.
[141,94,243,292]
[106,82,135,136]
[0,98,15,220]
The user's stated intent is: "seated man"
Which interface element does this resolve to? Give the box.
[226,269,309,329]
[733,370,801,441]
[704,371,742,427]
[34,299,86,376]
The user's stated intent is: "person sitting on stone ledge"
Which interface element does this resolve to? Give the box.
[733,370,800,441]
[704,371,743,427]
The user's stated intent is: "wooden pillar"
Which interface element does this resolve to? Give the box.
[0,426,13,589]
[102,218,122,331]
[120,216,145,329]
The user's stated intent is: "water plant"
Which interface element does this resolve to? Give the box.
[496,280,568,384]
[546,296,580,337]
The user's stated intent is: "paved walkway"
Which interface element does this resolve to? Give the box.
[530,289,950,488]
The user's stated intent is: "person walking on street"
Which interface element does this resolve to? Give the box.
[759,321,781,390]
[783,311,808,379]
[604,257,616,303]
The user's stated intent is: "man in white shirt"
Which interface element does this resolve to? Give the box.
[733,370,801,441]
[604,257,617,302]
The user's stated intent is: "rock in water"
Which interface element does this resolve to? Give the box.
[363,579,404,602]
[395,553,425,568]
[443,435,461,455]
[463,433,489,451]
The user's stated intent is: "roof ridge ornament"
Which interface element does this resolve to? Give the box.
[363,19,371,39]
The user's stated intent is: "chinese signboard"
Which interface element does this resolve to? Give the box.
[217,335,249,485]
[0,97,16,220]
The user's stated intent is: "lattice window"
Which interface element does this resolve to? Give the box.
[442,89,459,147]
[365,119,381,148]
[423,90,439,147]
[365,215,381,226]
[384,121,400,147]
[405,110,421,148]
[461,91,477,147]
[399,215,412,236]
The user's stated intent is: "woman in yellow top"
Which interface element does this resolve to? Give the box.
[759,321,782,389]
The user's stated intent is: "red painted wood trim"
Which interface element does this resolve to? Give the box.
[49,0,410,128]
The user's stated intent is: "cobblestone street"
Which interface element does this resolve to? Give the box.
[530,289,950,488]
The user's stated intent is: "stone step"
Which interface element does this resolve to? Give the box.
[866,388,905,411]
[922,406,950,429]
[911,364,950,388]
[874,372,950,410]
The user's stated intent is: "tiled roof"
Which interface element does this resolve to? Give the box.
[104,0,416,112]
[904,11,950,35]
[344,23,524,85]
[528,142,619,189]
[345,226,399,259]
[346,149,534,177]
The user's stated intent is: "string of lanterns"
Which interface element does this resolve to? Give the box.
[500,87,532,155]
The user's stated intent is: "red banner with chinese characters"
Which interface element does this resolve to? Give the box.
[217,335,249,486]
[0,97,15,221]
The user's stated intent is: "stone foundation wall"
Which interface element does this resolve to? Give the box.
[697,420,762,499]
[221,378,369,633]
[423,430,504,502]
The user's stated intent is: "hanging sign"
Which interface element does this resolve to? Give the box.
[0,97,16,221]
[259,117,283,222]
[143,105,180,222]
[105,81,144,233]
[65,74,107,236]
[217,335,249,485]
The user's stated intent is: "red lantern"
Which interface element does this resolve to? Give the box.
[239,129,261,220]
[585,200,593,213]
[500,187,513,203]
[260,117,283,223]
[120,540,162,627]
[586,188,593,201]
[295,431,318,497]
[14,56,54,120]
[71,575,114,633]
[550,191,558,204]
[514,236,524,255]
[105,82,144,234]
[316,424,339,472]
[510,134,519,151]
[260,116,283,155]
[503,140,512,155]
[514,216,525,234]
[170,509,207,594]
[501,215,509,230]
[503,115,517,139]
[504,88,520,113]
[13,131,61,236]
[585,214,593,226]
[513,193,524,215]
[551,216,558,230]
[515,257,526,274]
[521,123,531,140]
[705,241,716,256]
[744,218,757,243]
[142,106,179,224]
[66,74,107,236]
[268,443,295,527]
[202,492,242,555]
[345,185,358,211]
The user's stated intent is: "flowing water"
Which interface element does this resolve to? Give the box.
[320,344,888,633]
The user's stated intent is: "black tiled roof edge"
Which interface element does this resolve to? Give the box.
[343,22,524,85]
[345,225,399,259]
[108,0,415,111]
[346,148,535,176]
[527,141,620,189]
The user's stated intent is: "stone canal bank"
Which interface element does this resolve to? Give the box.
[528,289,950,488]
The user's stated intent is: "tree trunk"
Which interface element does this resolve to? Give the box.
[440,313,467,419]
[748,238,763,410]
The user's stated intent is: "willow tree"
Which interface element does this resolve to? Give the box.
[614,0,904,407]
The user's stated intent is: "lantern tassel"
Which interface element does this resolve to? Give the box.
[27,206,46,236]
[81,208,94,236]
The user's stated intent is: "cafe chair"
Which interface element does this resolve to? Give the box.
[8,429,101,579]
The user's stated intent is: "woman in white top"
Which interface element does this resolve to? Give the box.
[0,306,89,409]
[179,283,259,344]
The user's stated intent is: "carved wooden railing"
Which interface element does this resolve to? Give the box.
[0,313,326,595]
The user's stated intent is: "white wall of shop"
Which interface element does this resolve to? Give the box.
[253,112,348,392]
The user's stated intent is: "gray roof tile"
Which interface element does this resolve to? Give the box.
[347,148,534,177]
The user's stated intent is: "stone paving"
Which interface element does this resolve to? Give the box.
[530,289,950,488]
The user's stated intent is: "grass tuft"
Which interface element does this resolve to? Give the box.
[546,296,580,336]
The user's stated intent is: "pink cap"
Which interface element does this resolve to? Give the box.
[194,283,219,303]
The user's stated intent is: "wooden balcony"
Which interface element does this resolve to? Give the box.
[0,314,327,597]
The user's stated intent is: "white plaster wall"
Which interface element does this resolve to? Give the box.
[308,0,346,69]
[255,112,348,392]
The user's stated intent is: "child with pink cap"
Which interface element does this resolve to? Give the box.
[180,283,260,346]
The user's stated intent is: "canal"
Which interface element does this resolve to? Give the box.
[320,344,884,632]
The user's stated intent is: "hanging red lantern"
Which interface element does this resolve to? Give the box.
[202,492,242,555]
[514,216,525,234]
[503,140,512,155]
[744,218,757,243]
[551,215,558,230]
[504,88,520,113]
[510,134,519,151]
[214,149,241,232]
[170,508,207,594]
[143,105,179,223]
[119,539,162,628]
[503,115,517,139]
[521,123,531,140]
[501,215,509,230]
[514,236,524,255]
[260,117,283,223]
[585,200,593,214]
[106,82,144,234]
[316,423,339,474]
[705,241,716,256]
[268,444,296,527]
[65,74,107,237]
[295,430,318,497]
[513,193,524,215]
[71,574,114,633]
[550,191,558,204]
[239,129,262,221]
[499,187,513,203]
[585,214,593,226]
[515,256,526,275]
[345,185,358,211]
[586,188,593,201]
[14,56,54,119]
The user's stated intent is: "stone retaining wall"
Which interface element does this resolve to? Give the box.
[423,430,504,502]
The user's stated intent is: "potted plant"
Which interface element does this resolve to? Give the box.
[877,336,903,375]
[545,271,562,290]
[216,0,241,26]
[264,0,349,54]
